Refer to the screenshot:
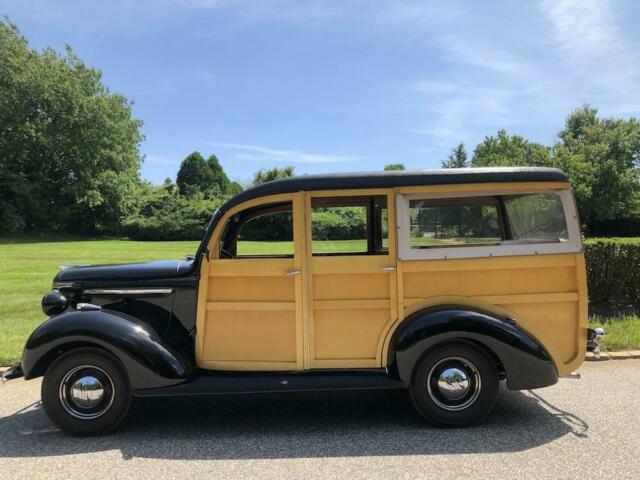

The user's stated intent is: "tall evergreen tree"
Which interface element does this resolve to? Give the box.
[176,151,215,196]
[206,154,231,193]
[442,143,469,168]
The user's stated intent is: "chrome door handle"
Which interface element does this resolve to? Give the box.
[380,266,397,272]
[284,269,301,276]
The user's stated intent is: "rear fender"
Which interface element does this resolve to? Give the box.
[388,306,558,390]
[22,310,192,390]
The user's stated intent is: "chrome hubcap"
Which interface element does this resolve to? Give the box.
[427,357,481,411]
[59,365,114,420]
[437,367,470,401]
[70,376,105,408]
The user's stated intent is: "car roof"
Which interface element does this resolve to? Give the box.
[195,166,569,261]
[219,167,568,214]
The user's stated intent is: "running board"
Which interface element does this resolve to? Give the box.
[133,371,406,397]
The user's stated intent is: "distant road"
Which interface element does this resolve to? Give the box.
[1,360,639,479]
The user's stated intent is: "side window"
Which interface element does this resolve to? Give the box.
[503,193,568,243]
[311,196,388,255]
[220,202,293,258]
[408,196,502,249]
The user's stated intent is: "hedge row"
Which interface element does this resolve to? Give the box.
[584,238,640,308]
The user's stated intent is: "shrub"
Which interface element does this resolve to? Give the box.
[311,207,367,240]
[584,238,640,308]
[122,185,223,241]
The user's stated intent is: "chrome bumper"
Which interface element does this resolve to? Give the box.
[587,327,605,358]
[1,364,24,383]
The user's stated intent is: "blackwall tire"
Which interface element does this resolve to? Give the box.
[409,343,499,427]
[41,348,131,436]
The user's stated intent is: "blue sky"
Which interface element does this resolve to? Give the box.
[4,0,640,184]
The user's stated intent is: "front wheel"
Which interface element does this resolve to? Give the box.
[41,348,132,436]
[410,343,499,427]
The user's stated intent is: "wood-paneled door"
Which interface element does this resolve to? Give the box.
[196,193,306,371]
[304,190,398,369]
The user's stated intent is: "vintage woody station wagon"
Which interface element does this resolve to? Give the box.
[3,167,603,435]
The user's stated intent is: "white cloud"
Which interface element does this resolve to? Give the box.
[541,0,618,61]
[540,0,640,111]
[208,143,364,164]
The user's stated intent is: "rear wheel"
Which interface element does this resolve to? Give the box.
[41,348,132,436]
[410,343,499,427]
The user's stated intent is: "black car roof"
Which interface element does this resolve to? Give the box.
[219,167,568,214]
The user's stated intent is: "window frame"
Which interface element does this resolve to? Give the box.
[219,201,294,259]
[310,195,388,257]
[396,189,582,261]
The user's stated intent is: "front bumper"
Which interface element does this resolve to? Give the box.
[1,363,24,383]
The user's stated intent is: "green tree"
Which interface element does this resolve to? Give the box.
[0,18,143,234]
[206,154,231,193]
[252,166,295,185]
[442,143,469,168]
[227,181,243,195]
[553,105,640,230]
[384,163,406,171]
[176,151,215,196]
[472,130,551,167]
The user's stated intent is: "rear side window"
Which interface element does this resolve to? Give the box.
[408,196,502,249]
[311,196,388,255]
[397,189,580,260]
[503,193,568,243]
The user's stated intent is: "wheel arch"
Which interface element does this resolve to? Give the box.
[387,304,558,390]
[22,310,193,390]
[26,340,117,379]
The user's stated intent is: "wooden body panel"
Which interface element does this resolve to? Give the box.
[383,252,587,376]
[195,181,587,377]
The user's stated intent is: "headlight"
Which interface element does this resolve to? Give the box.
[42,291,69,316]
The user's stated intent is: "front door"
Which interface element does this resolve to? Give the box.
[305,190,398,369]
[196,193,305,371]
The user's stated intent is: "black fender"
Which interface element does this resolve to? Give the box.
[21,310,193,390]
[387,306,558,390]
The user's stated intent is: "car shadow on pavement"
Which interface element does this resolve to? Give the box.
[0,386,588,460]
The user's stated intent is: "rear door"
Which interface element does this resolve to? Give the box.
[304,190,398,369]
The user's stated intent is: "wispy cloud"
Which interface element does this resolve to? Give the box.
[541,0,619,61]
[209,142,364,164]
[540,0,640,112]
[408,82,519,145]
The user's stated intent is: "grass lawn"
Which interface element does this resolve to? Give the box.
[588,315,640,351]
[2,236,639,364]
[1,237,200,365]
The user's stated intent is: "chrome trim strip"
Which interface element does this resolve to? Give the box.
[84,288,174,295]
[76,303,102,311]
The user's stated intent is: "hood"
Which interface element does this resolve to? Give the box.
[54,259,195,284]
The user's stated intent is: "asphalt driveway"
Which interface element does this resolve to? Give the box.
[1,360,639,479]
